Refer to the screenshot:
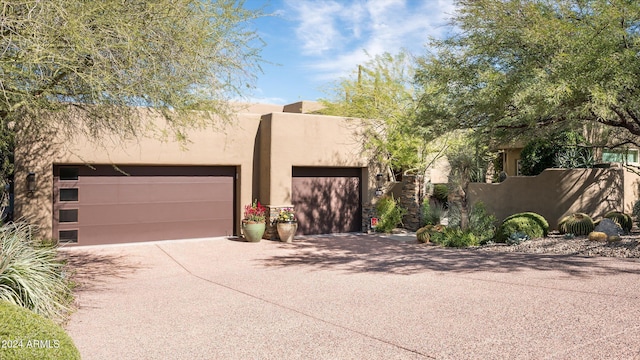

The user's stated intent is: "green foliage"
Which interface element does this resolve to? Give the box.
[1,0,265,143]
[557,213,595,235]
[429,227,479,248]
[0,223,73,323]
[603,211,633,233]
[0,301,80,359]
[415,0,640,148]
[374,195,407,233]
[432,184,449,204]
[497,212,549,243]
[421,199,447,226]
[520,131,591,176]
[318,51,426,174]
[633,200,640,226]
[468,202,497,243]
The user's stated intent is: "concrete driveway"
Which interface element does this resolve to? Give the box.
[63,234,640,359]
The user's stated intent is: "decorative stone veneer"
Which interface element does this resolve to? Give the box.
[263,205,294,240]
[362,204,376,233]
[399,175,424,231]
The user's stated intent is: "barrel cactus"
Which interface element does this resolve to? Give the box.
[416,226,431,243]
[588,231,607,242]
[603,211,633,233]
[557,213,594,235]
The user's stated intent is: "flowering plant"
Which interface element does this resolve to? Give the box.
[243,200,267,223]
[277,207,296,223]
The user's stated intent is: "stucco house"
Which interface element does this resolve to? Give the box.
[14,101,385,246]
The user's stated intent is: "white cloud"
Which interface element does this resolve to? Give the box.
[286,0,456,81]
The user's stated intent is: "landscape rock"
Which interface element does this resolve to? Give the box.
[594,218,623,237]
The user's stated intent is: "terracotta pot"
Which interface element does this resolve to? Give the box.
[276,221,298,243]
[242,222,265,242]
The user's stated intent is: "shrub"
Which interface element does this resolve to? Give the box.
[0,223,73,323]
[432,184,449,205]
[427,226,479,248]
[603,211,633,233]
[421,199,447,226]
[557,213,595,235]
[374,195,407,233]
[0,301,80,359]
[468,201,497,243]
[496,212,549,243]
[633,200,640,227]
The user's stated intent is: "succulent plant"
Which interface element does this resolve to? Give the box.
[416,226,431,243]
[607,235,622,242]
[588,231,607,242]
[557,213,594,235]
[603,211,633,233]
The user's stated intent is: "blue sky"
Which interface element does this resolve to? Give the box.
[248,0,456,105]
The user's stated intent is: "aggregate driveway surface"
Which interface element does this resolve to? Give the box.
[63,234,640,359]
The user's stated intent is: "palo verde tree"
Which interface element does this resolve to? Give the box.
[416,0,640,147]
[318,50,435,179]
[0,0,265,177]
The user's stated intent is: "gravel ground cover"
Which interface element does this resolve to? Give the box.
[476,233,640,258]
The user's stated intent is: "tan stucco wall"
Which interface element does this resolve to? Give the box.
[468,168,625,229]
[15,111,262,239]
[503,148,523,176]
[624,169,640,213]
[15,107,377,239]
[259,112,369,207]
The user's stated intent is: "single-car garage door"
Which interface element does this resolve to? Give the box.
[53,165,235,245]
[292,167,362,235]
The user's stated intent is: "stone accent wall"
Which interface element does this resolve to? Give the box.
[362,204,376,233]
[399,175,424,231]
[263,205,294,240]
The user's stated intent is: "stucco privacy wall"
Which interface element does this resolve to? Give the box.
[259,112,370,206]
[14,110,262,239]
[467,168,627,229]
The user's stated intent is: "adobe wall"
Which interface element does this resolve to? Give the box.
[467,168,625,229]
[14,110,262,239]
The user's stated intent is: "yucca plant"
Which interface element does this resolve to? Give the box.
[0,223,73,323]
[557,213,595,236]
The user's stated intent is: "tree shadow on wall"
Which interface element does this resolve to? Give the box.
[292,176,361,235]
[260,234,640,277]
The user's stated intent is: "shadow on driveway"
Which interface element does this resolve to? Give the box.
[61,250,143,293]
[260,234,640,277]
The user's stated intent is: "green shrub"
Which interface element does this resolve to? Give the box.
[416,226,431,243]
[633,200,640,227]
[497,212,549,243]
[432,184,449,205]
[603,211,633,233]
[0,301,80,360]
[430,227,479,248]
[468,201,497,243]
[557,213,595,235]
[374,195,407,233]
[420,199,447,226]
[0,223,73,323]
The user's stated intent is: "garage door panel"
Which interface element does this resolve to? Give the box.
[75,200,232,226]
[60,178,232,205]
[292,168,361,235]
[53,165,235,245]
[63,219,232,246]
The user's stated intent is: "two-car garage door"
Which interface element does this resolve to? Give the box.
[53,165,235,246]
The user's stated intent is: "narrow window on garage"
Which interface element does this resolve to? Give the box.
[59,188,78,202]
[59,167,79,180]
[59,230,78,243]
[59,209,78,223]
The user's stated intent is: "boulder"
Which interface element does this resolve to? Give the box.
[594,218,623,237]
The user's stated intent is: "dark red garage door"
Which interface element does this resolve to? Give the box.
[53,165,235,245]
[292,167,362,235]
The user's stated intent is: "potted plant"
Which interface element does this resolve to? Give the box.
[242,200,267,242]
[276,207,297,243]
